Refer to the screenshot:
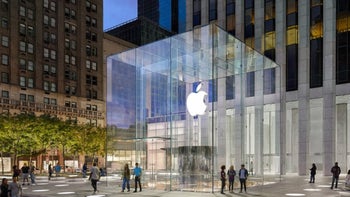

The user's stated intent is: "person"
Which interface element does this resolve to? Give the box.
[122,163,130,192]
[1,178,9,197]
[331,162,341,189]
[89,162,100,194]
[8,178,21,197]
[133,162,142,192]
[239,164,248,193]
[48,164,53,180]
[309,163,316,183]
[227,165,236,192]
[21,163,30,185]
[220,165,226,194]
[29,162,36,185]
[82,163,88,178]
[12,165,20,182]
[345,170,350,188]
[55,162,61,177]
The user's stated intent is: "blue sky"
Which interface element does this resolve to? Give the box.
[103,0,137,30]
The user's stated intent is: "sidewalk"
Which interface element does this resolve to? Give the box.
[5,174,350,196]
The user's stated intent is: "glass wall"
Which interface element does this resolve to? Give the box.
[107,24,280,192]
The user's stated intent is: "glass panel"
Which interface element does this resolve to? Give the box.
[107,24,280,192]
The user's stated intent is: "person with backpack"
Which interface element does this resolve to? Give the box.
[331,162,341,189]
[227,165,236,192]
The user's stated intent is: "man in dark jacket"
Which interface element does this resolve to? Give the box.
[331,162,341,189]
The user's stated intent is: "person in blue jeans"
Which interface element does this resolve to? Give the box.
[122,163,130,192]
[133,163,142,192]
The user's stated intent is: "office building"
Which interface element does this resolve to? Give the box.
[0,0,104,126]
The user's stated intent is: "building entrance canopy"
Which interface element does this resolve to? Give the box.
[107,24,281,192]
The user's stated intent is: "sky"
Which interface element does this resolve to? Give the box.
[103,0,137,31]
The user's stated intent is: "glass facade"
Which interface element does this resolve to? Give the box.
[107,25,280,192]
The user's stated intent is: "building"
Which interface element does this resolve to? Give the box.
[105,16,174,46]
[108,0,350,178]
[0,0,109,170]
[0,0,104,126]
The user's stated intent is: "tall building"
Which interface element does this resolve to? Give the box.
[0,0,104,126]
[110,0,350,177]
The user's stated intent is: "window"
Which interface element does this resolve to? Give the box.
[28,61,34,71]
[44,97,49,104]
[43,15,49,25]
[19,41,26,51]
[19,6,25,16]
[50,50,56,60]
[19,23,26,35]
[50,1,56,11]
[92,76,97,85]
[43,64,49,73]
[86,1,91,11]
[44,48,49,58]
[86,45,91,56]
[50,17,56,27]
[65,54,70,63]
[43,0,49,8]
[51,82,56,92]
[20,59,26,69]
[71,40,76,50]
[226,75,235,100]
[27,26,34,37]
[51,98,56,105]
[246,72,255,97]
[51,65,56,75]
[71,102,77,108]
[209,0,217,21]
[263,68,276,94]
[92,90,97,99]
[1,54,8,65]
[92,105,97,111]
[28,43,34,53]
[1,72,8,83]
[28,95,34,102]
[244,0,255,47]
[43,81,49,91]
[91,33,97,41]
[27,9,33,19]
[71,56,76,65]
[20,76,26,87]
[91,4,97,12]
[91,18,97,27]
[86,16,91,26]
[20,94,26,101]
[1,17,8,28]
[91,62,97,70]
[286,44,298,91]
[71,86,76,95]
[2,36,8,47]
[86,104,91,110]
[226,0,236,35]
[86,60,91,69]
[193,0,201,26]
[71,10,76,19]
[2,90,9,98]
[28,78,34,88]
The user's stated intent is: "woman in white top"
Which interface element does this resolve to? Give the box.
[345,170,350,188]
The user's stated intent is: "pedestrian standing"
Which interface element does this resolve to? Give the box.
[1,178,9,197]
[309,163,316,183]
[55,162,61,177]
[121,163,130,192]
[12,165,20,182]
[89,162,100,194]
[227,165,236,192]
[21,163,30,185]
[239,164,248,193]
[133,163,142,192]
[220,165,226,194]
[29,162,36,185]
[331,162,341,189]
[8,178,21,197]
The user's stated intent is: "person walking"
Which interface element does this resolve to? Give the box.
[55,162,61,177]
[82,163,88,178]
[345,170,350,188]
[89,162,100,194]
[227,165,236,192]
[220,165,226,194]
[309,163,317,183]
[48,164,53,180]
[1,178,9,197]
[239,164,248,193]
[121,163,130,192]
[133,163,142,192]
[21,163,30,185]
[8,178,21,197]
[331,162,341,189]
[29,162,36,185]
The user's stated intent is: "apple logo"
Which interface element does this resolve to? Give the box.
[186,82,207,116]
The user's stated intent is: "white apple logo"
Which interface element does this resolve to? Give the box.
[186,82,207,116]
